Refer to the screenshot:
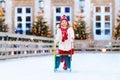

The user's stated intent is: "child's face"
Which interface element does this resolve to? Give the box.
[61,20,67,27]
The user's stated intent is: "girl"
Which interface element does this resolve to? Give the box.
[54,15,74,70]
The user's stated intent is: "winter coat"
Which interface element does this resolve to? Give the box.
[55,27,74,54]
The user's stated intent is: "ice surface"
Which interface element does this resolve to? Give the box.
[0,53,120,80]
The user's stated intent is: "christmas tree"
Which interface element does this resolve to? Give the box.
[113,11,120,40]
[73,12,90,40]
[0,8,8,32]
[32,10,51,37]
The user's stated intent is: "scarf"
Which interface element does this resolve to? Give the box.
[60,27,68,42]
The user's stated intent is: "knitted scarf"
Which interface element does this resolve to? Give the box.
[60,27,68,42]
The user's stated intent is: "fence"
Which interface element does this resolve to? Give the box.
[74,40,120,53]
[0,32,54,60]
[0,32,120,60]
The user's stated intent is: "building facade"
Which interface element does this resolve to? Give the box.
[4,0,120,40]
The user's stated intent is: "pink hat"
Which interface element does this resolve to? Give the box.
[60,15,69,25]
[60,15,68,21]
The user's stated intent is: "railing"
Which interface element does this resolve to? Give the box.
[0,32,54,60]
[0,32,120,60]
[74,40,120,53]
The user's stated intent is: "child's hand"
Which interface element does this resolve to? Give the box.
[54,40,58,49]
[54,40,57,54]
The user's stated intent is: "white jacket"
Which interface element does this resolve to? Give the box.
[55,27,74,51]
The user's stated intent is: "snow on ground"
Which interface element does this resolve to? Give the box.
[0,53,120,80]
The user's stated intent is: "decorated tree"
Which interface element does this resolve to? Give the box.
[0,8,8,32]
[113,11,120,40]
[32,10,51,37]
[73,12,90,40]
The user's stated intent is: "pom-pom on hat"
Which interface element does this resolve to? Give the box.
[60,15,68,21]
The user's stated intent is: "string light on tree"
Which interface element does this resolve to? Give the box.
[32,0,51,37]
[73,11,90,40]
[0,0,8,32]
[113,10,120,40]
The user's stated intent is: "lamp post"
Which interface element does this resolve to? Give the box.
[39,0,44,10]
[38,0,44,17]
[0,0,5,9]
[79,0,85,13]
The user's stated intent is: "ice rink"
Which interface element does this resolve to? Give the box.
[0,53,120,80]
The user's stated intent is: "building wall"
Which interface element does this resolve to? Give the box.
[74,0,80,17]
[44,0,51,25]
[34,0,39,19]
[5,0,12,33]
[115,0,120,19]
[4,0,120,39]
[84,0,91,26]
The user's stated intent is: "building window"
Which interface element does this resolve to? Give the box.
[26,16,31,21]
[96,29,101,35]
[79,0,85,13]
[105,29,110,35]
[105,22,110,28]
[105,7,110,12]
[96,16,101,21]
[56,7,61,13]
[17,23,22,28]
[105,15,110,21]
[96,23,101,28]
[17,16,22,21]
[26,8,31,13]
[96,7,101,12]
[26,23,31,28]
[56,16,61,21]
[17,8,22,13]
[65,7,70,13]
[67,16,70,21]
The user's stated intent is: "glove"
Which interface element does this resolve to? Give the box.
[54,40,57,52]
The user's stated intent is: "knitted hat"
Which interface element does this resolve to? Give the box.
[60,15,68,21]
[59,15,69,42]
[60,15,69,26]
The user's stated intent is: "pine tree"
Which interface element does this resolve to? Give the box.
[0,8,8,32]
[32,10,51,37]
[73,12,90,40]
[113,11,120,40]
[113,19,120,40]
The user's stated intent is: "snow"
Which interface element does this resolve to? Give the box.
[0,53,120,80]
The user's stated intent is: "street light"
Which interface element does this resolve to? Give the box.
[0,0,5,9]
[39,0,44,9]
[118,10,120,17]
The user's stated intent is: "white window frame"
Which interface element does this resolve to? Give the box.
[15,7,32,34]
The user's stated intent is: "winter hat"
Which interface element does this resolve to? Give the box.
[60,15,69,42]
[60,15,69,26]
